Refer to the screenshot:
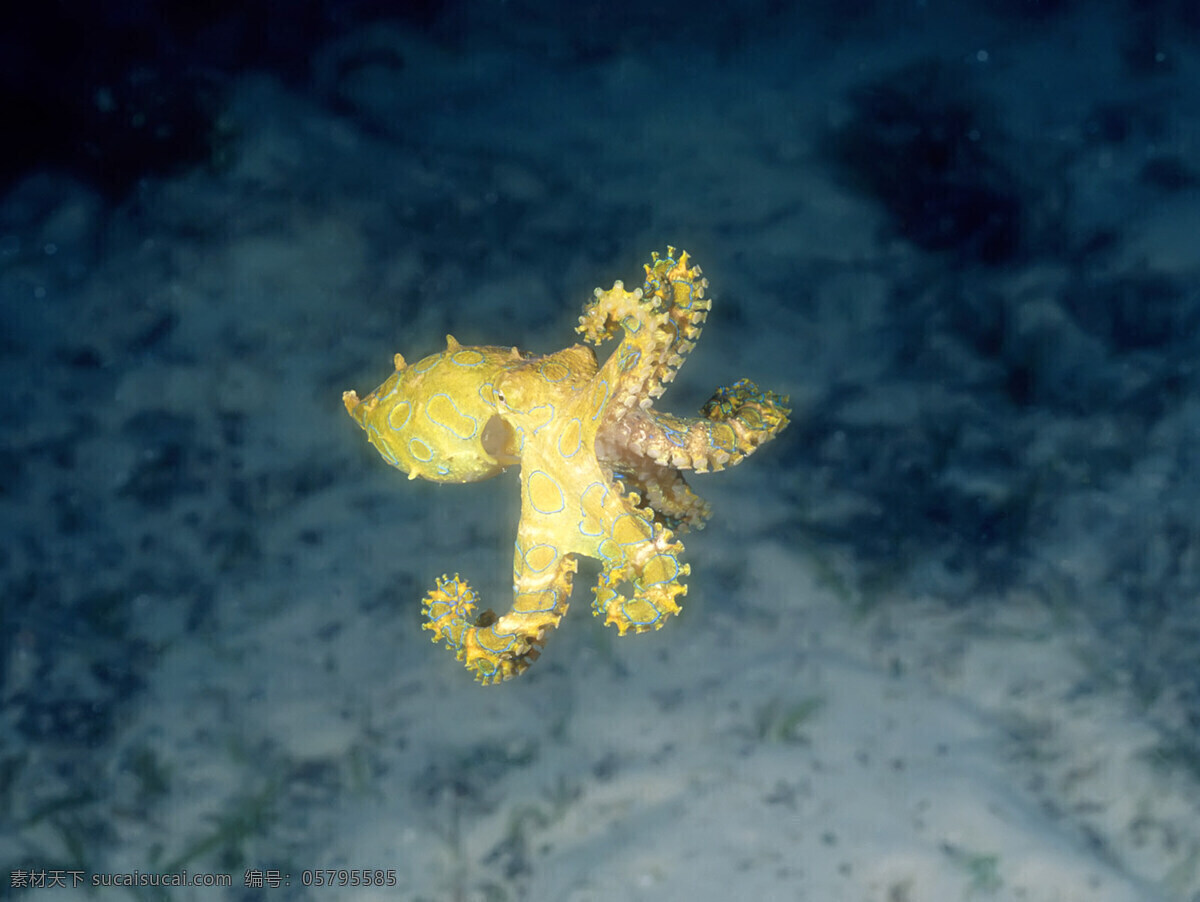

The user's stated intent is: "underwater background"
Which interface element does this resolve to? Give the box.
[2,0,1199,898]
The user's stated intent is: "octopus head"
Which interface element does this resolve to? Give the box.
[489,344,598,423]
[343,335,523,483]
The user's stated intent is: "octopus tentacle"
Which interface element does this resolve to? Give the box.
[422,552,577,684]
[612,465,712,532]
[641,247,710,375]
[596,377,790,477]
[422,575,529,684]
[631,382,791,473]
[577,247,711,412]
[699,378,791,459]
[590,509,690,635]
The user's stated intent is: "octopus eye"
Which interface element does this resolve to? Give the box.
[494,389,505,404]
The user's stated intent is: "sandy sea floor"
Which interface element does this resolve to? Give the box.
[2,2,1200,899]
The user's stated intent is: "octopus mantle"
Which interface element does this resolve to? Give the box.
[344,249,789,683]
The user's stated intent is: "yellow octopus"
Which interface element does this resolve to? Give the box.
[343,249,789,683]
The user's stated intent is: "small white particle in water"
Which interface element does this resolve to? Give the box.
[976,49,989,63]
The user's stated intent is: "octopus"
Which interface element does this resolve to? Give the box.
[343,248,790,683]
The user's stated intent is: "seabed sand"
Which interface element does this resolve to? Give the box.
[2,2,1199,900]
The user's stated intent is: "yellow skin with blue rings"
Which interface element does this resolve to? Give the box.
[344,249,790,683]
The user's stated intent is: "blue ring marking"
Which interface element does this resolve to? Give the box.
[425,392,481,440]
[641,553,680,586]
[387,399,413,433]
[528,403,556,437]
[413,352,444,374]
[514,588,559,614]
[618,346,641,372]
[450,349,486,367]
[377,376,402,403]
[596,537,621,564]
[520,542,559,574]
[526,470,565,515]
[590,378,610,420]
[591,583,617,617]
[673,279,699,310]
[661,317,681,345]
[539,359,570,382]
[427,610,464,649]
[623,599,664,627]
[479,626,519,654]
[366,425,401,468]
[610,512,649,546]
[709,423,736,454]
[558,418,583,458]
[577,481,609,537]
[659,422,689,448]
[407,436,435,463]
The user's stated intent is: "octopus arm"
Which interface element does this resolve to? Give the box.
[421,533,578,684]
[611,463,712,533]
[589,512,690,636]
[421,426,593,684]
[577,248,712,412]
[600,378,790,476]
